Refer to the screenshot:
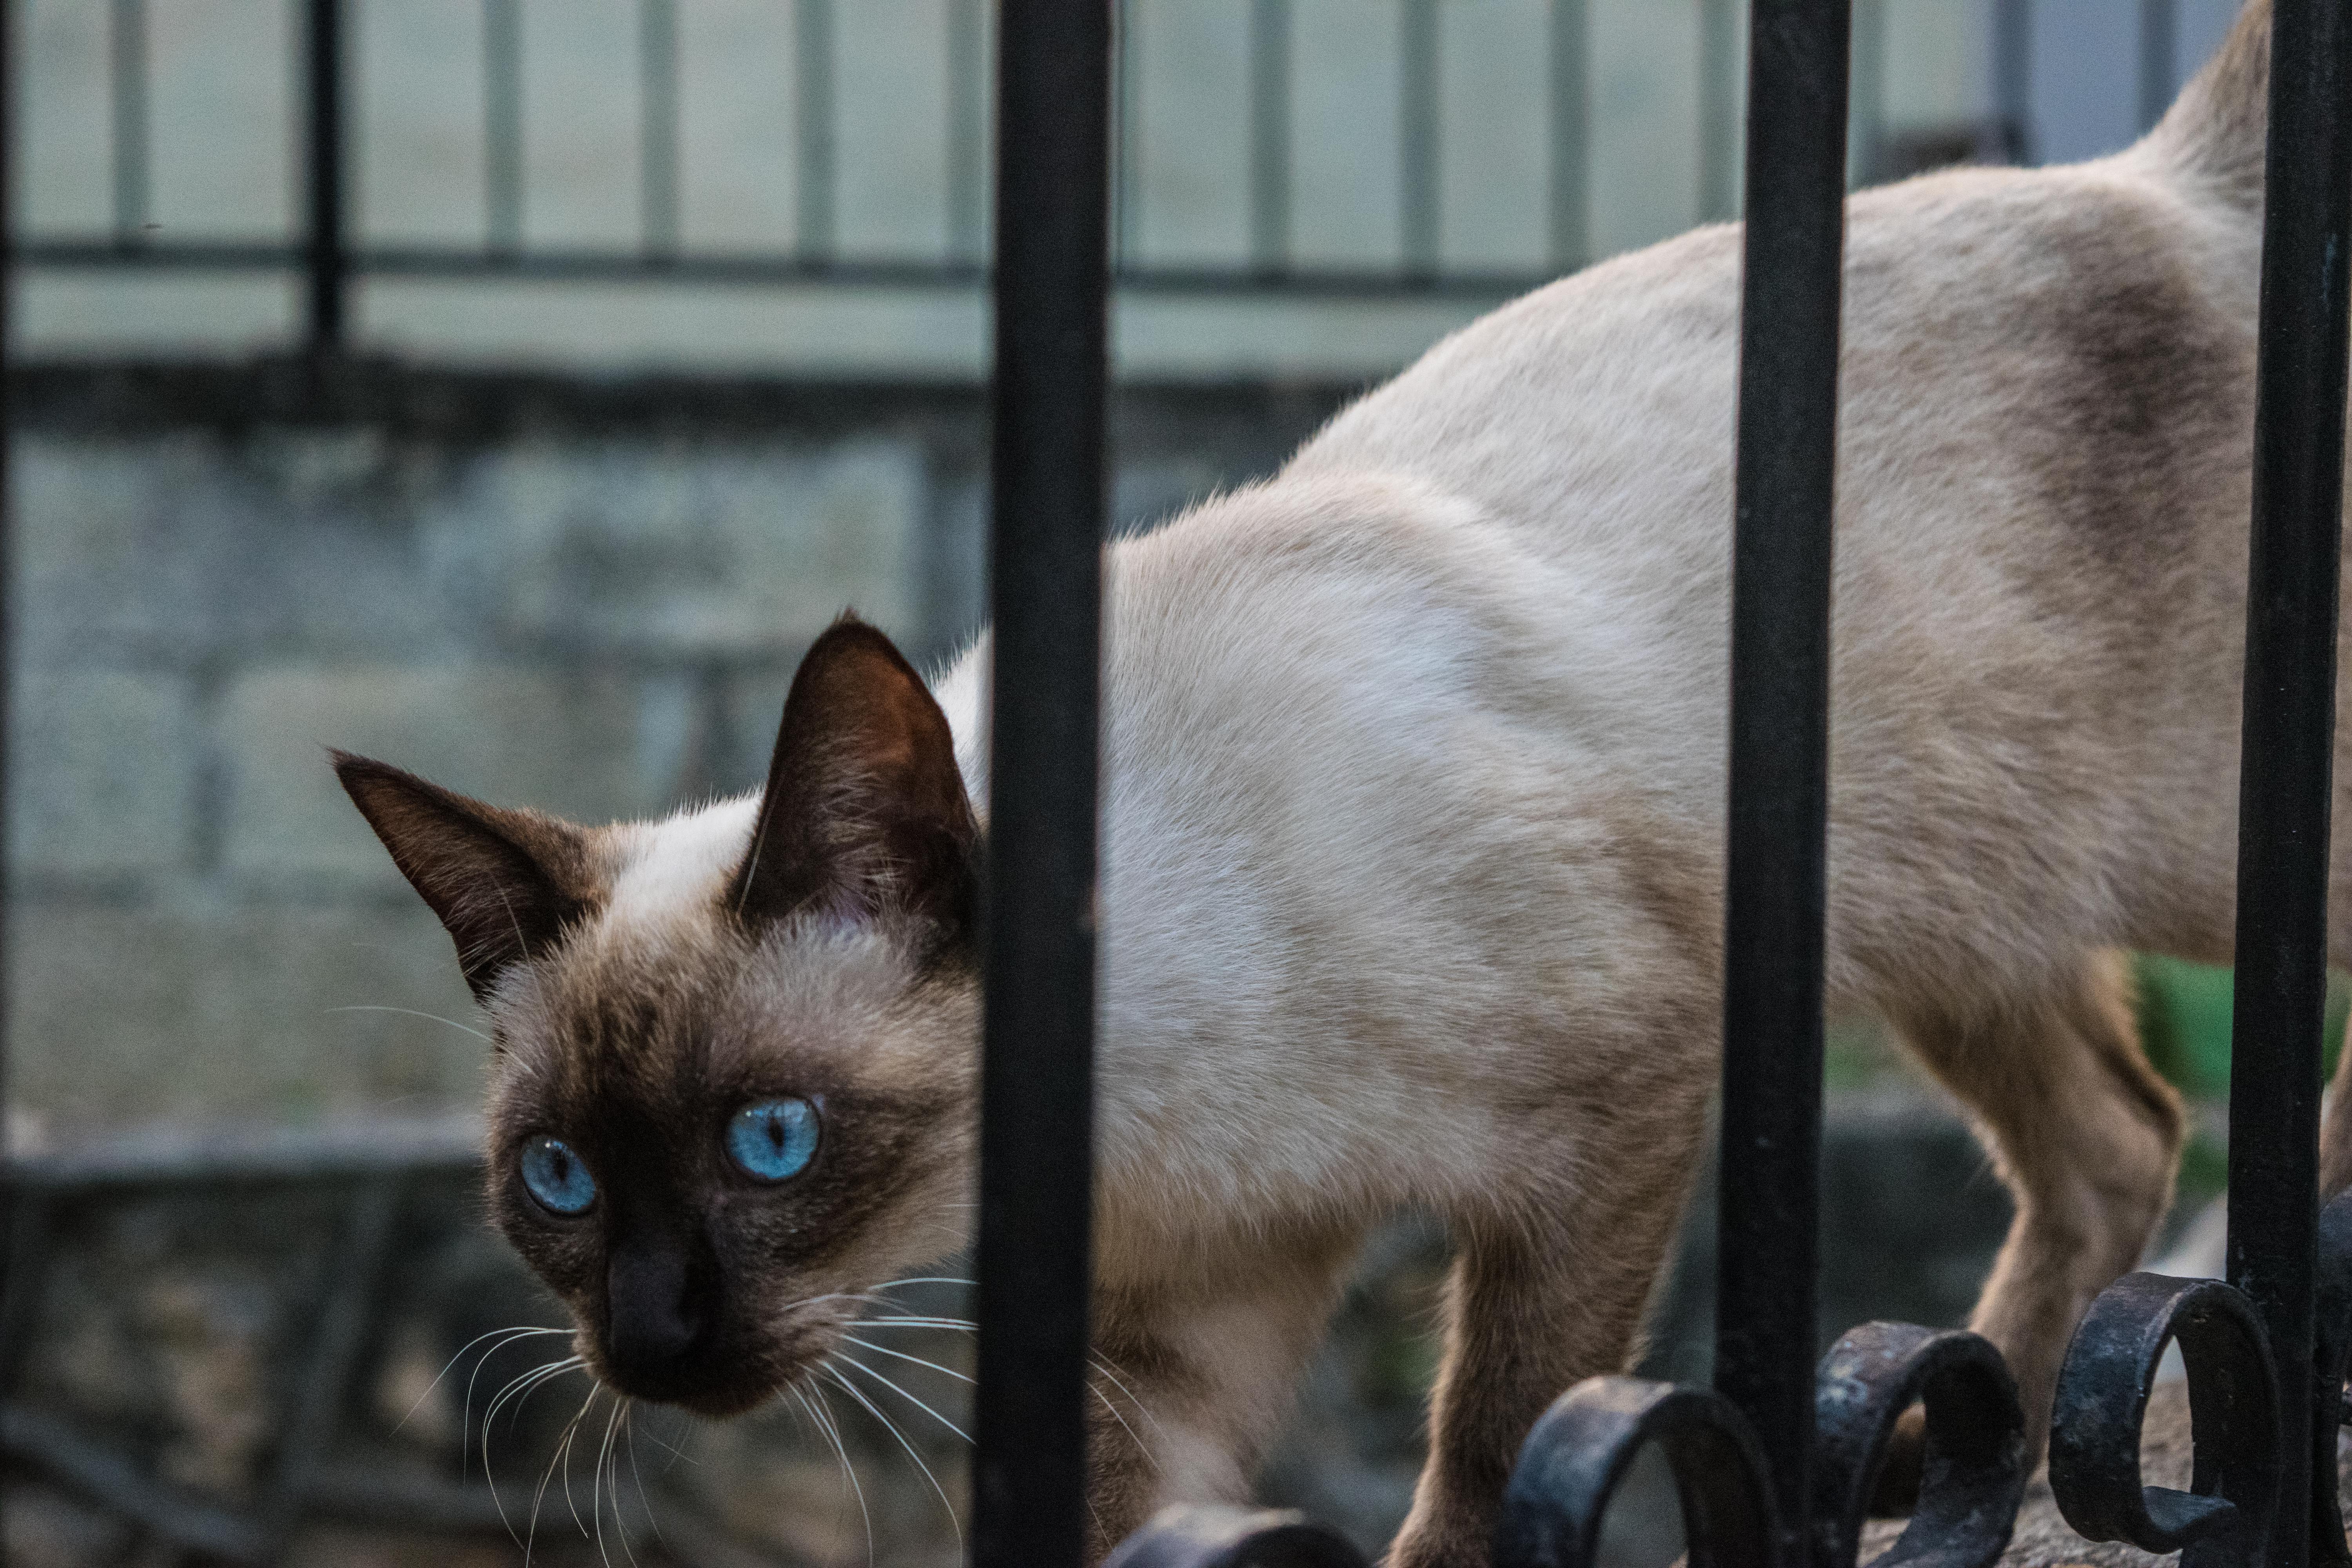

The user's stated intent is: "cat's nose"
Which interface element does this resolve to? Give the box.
[605,1236,709,1377]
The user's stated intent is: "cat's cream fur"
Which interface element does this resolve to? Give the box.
[336,5,2334,1564]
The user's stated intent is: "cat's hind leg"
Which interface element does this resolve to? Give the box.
[1890,949,2185,1469]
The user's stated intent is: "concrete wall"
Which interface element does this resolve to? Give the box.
[4,361,1351,1145]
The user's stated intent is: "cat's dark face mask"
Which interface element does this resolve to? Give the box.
[336,617,984,1417]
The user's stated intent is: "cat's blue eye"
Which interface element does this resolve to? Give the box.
[520,1136,597,1215]
[727,1098,820,1183]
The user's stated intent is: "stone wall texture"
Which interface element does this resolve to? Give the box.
[5,361,1350,1144]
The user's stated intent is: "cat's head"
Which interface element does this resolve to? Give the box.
[335,618,981,1415]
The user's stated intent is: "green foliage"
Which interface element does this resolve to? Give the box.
[2131,954,2348,1204]
[2131,953,2348,1102]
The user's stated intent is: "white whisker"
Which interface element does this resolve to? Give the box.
[820,1359,964,1553]
[432,1326,570,1441]
[324,1004,493,1043]
[593,1394,629,1568]
[623,1406,668,1548]
[1089,1380,1160,1474]
[633,1422,697,1471]
[481,1355,587,1508]
[521,1385,599,1563]
[483,1361,571,1544]
[780,1290,902,1319]
[1089,1355,1169,1439]
[850,1316,976,1332]
[557,1386,602,1544]
[799,1381,874,1567]
[481,1354,584,1465]
[829,1350,972,1444]
[839,1334,973,1384]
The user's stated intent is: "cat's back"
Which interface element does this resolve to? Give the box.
[1083,54,2281,1001]
[1288,148,2259,639]
[1112,140,2265,819]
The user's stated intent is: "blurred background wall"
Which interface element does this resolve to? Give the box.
[3,0,2252,1145]
[0,4,2270,1566]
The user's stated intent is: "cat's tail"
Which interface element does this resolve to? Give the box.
[2143,0,2270,211]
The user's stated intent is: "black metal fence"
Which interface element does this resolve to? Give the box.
[977,2,2352,1568]
[14,0,2076,363]
[24,0,1601,361]
[4,2,2348,1567]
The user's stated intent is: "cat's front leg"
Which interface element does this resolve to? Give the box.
[1387,1096,1709,1568]
[1082,1223,1367,1562]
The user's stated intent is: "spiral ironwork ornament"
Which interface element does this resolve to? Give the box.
[2305,1191,2352,1568]
[2047,1272,2279,1568]
[1494,1376,1781,1568]
[1811,1323,2025,1568]
[1102,1506,1370,1568]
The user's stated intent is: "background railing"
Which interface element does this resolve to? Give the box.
[12,0,2231,367]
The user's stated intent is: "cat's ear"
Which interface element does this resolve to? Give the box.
[332,752,597,1002]
[730,616,978,946]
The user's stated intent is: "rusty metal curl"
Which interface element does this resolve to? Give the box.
[1493,1375,1780,1568]
[2304,1189,2352,1568]
[1811,1322,2024,1568]
[1102,1505,1370,1568]
[2048,1272,2278,1568]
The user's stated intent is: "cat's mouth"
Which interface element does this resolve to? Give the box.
[586,1313,838,1418]
[593,1343,804,1416]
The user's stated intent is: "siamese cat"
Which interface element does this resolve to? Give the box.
[337,5,2330,1563]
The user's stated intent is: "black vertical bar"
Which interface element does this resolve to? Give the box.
[1,0,15,1183]
[1548,0,1588,269]
[0,1202,49,1394]
[1110,0,1132,270]
[795,0,835,263]
[1847,0,1881,185]
[1249,0,1291,275]
[947,0,987,267]
[639,0,679,261]
[305,0,345,353]
[975,1,1109,1565]
[1399,0,1438,278]
[109,0,146,247]
[1715,0,1848,1561]
[484,0,521,256]
[1700,0,1741,222]
[2137,0,2175,135]
[2226,5,2352,1568]
[1993,0,2031,163]
[1,0,18,1394]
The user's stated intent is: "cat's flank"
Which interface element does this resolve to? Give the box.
[337,6,2328,1564]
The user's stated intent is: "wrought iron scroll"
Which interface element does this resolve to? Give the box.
[2311,1191,2352,1568]
[1811,1324,2023,1568]
[2048,1274,2280,1568]
[1103,1505,1371,1568]
[1495,1377,1781,1568]
[1481,1332,2023,1568]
